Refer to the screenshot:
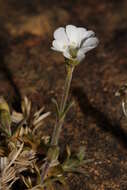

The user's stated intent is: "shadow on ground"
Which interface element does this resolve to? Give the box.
[73,87,127,149]
[0,28,21,110]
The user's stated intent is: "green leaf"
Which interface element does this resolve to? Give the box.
[0,110,11,136]
[62,158,79,172]
[60,100,75,120]
[76,146,86,161]
[66,145,71,159]
[52,98,60,117]
[47,146,60,167]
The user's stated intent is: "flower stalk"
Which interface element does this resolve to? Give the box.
[40,24,99,185]
[51,64,74,146]
[41,63,74,184]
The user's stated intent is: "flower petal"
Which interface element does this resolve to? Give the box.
[77,29,95,46]
[66,25,79,46]
[51,40,66,52]
[63,50,71,59]
[77,27,87,46]
[77,49,86,62]
[54,27,69,44]
[81,37,99,53]
[83,30,95,39]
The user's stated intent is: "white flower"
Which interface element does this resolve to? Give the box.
[51,25,99,63]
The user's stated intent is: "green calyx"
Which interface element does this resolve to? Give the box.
[64,47,80,66]
[69,46,78,59]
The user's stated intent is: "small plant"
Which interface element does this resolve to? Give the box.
[0,25,99,190]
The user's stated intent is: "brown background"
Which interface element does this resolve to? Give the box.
[0,0,127,189]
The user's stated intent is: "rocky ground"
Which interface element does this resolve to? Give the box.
[0,0,127,189]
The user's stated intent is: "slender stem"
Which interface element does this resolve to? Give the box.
[41,64,74,184]
[51,65,74,146]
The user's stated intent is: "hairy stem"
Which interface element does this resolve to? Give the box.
[51,65,74,146]
[41,64,74,184]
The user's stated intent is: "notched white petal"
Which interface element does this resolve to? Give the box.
[51,40,61,52]
[81,37,99,54]
[82,37,99,48]
[52,40,67,52]
[66,25,79,45]
[66,25,77,35]
[54,27,69,44]
[84,30,95,39]
[54,27,64,39]
[77,49,85,62]
[77,27,87,41]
